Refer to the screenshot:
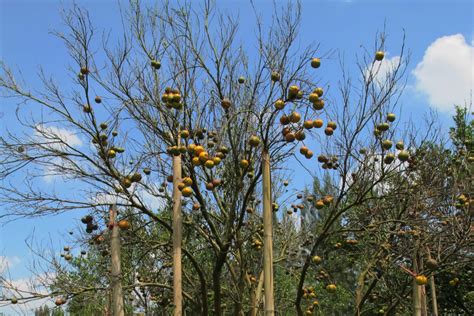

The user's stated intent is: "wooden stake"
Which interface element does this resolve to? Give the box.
[262,149,275,315]
[109,204,124,316]
[172,153,183,315]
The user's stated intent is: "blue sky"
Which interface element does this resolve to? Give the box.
[0,0,472,314]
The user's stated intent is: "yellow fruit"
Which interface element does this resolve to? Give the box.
[182,177,193,186]
[324,127,334,136]
[313,119,323,128]
[382,140,393,150]
[309,93,319,103]
[280,115,290,125]
[312,255,322,264]
[199,151,209,162]
[449,278,459,286]
[313,99,325,110]
[387,113,396,122]
[151,60,161,69]
[192,157,201,166]
[314,87,324,97]
[275,99,285,110]
[271,71,281,82]
[326,284,337,292]
[311,58,321,68]
[384,153,395,164]
[323,195,333,205]
[194,145,205,156]
[221,98,232,109]
[180,130,190,138]
[303,120,313,129]
[398,151,409,162]
[122,178,132,188]
[315,200,325,209]
[240,159,249,169]
[289,112,301,123]
[295,130,306,141]
[300,146,309,155]
[213,157,222,165]
[118,220,131,230]
[205,160,215,168]
[182,187,193,197]
[80,67,90,75]
[415,275,428,285]
[289,85,300,96]
[249,136,261,147]
[375,51,385,61]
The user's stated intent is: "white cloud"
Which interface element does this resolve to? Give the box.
[140,189,166,210]
[35,125,83,150]
[90,188,166,211]
[0,256,21,273]
[413,34,473,112]
[91,192,129,206]
[365,55,401,87]
[2,273,54,315]
[34,125,83,183]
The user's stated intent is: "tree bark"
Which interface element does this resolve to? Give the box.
[109,204,125,316]
[262,149,275,315]
[412,249,422,316]
[172,154,183,316]
[419,258,427,316]
[213,257,225,315]
[426,248,438,316]
[429,275,438,316]
[250,271,264,316]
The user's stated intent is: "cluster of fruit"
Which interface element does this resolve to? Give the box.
[120,172,142,189]
[315,195,334,209]
[371,114,411,164]
[81,215,99,234]
[161,87,183,110]
[187,144,225,169]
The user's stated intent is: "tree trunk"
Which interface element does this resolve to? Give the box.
[426,248,438,316]
[419,259,427,316]
[250,271,264,316]
[262,149,275,315]
[109,204,125,316]
[172,154,183,316]
[213,259,225,315]
[429,275,438,316]
[413,279,422,316]
[412,249,422,316]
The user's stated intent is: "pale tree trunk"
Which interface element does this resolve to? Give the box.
[250,271,264,316]
[413,277,422,316]
[109,204,125,316]
[419,259,427,316]
[429,275,438,316]
[412,247,423,316]
[262,149,275,315]
[426,247,438,316]
[172,153,183,315]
